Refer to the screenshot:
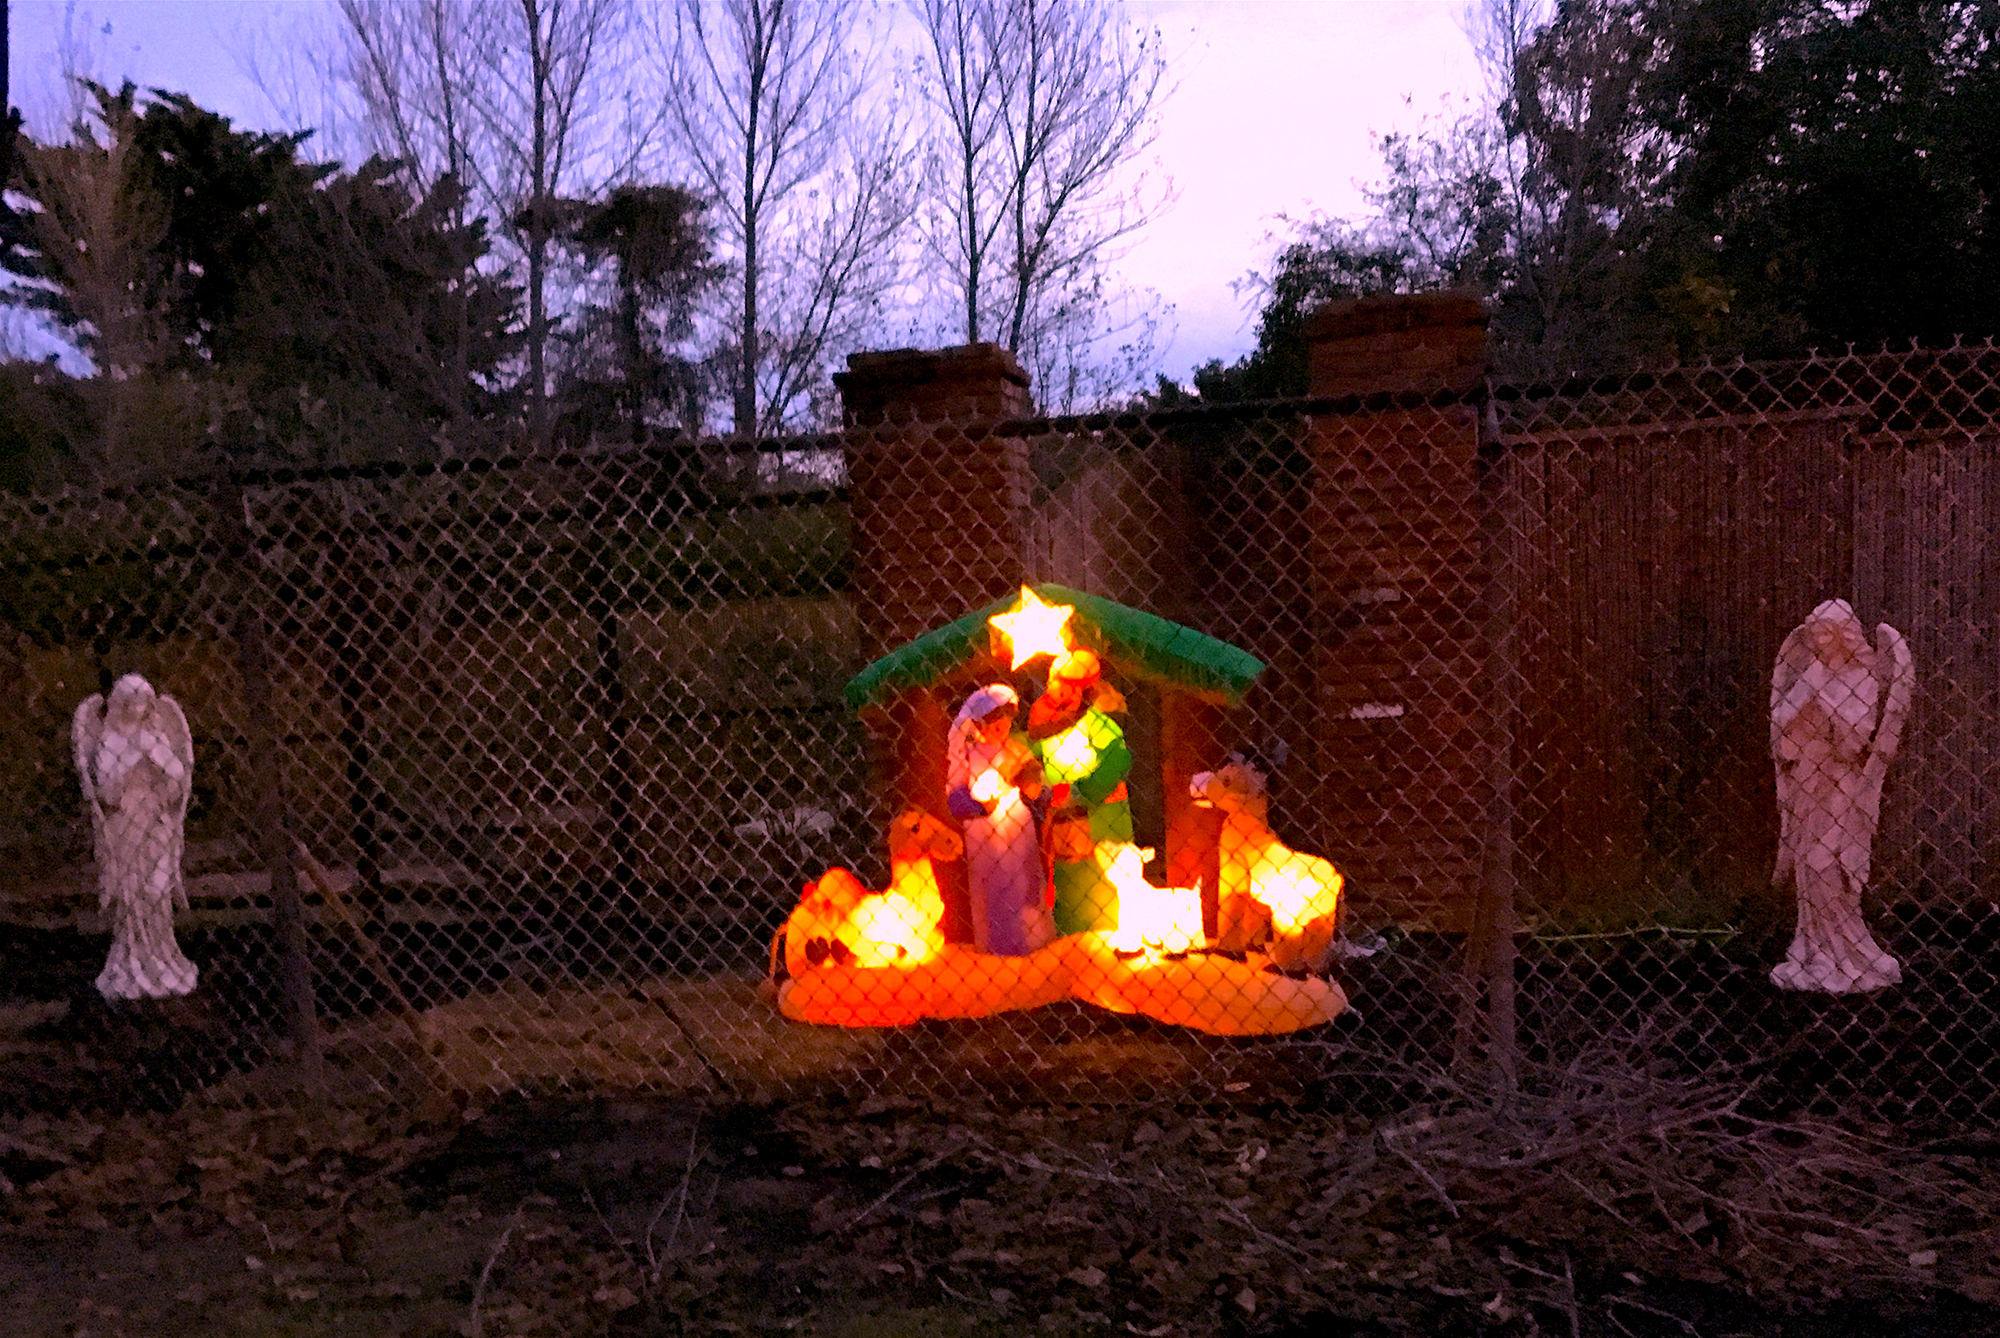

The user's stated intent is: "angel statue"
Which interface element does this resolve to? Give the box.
[1769,600,1913,994]
[73,674,199,999]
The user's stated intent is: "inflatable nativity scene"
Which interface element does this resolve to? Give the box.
[768,585,1354,1036]
[61,596,1917,1030]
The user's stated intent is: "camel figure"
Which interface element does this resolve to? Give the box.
[778,809,962,977]
[1191,756,1343,974]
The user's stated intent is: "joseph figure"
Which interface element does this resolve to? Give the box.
[1028,650,1134,935]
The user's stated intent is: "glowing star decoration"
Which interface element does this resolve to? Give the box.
[989,586,1074,670]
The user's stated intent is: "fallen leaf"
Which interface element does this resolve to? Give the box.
[1234,1287,1256,1314]
[990,1287,1015,1305]
[1067,1266,1107,1287]
[592,1285,639,1309]
[1223,1083,1250,1093]
[1910,1250,1939,1268]
[782,1166,805,1178]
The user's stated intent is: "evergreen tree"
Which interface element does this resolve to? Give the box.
[3,83,519,477]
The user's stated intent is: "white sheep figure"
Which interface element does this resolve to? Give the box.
[73,674,199,999]
[1191,754,1343,974]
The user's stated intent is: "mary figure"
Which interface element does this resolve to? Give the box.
[946,685,1055,956]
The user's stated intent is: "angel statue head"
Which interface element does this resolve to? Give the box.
[106,672,157,725]
[1804,598,1871,670]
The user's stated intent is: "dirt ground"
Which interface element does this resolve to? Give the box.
[5,1050,2000,1338]
[1,953,1998,1338]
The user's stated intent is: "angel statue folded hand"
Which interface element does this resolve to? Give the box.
[74,674,199,1000]
[1769,600,1913,994]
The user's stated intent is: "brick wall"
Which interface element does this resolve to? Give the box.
[835,344,1036,933]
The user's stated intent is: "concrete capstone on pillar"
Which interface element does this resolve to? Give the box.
[834,343,1034,429]
[1304,288,1490,400]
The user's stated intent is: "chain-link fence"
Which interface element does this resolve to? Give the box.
[3,343,1999,1123]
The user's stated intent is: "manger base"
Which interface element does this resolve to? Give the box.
[775,933,1346,1036]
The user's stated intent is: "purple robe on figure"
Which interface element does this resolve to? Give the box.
[948,686,1055,957]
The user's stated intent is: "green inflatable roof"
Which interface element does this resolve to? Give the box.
[844,583,1264,710]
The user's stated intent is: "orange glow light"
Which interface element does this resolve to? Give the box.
[1101,844,1206,956]
[989,586,1074,670]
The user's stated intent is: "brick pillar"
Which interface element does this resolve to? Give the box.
[836,343,1035,433]
[1305,291,1492,932]
[836,344,1034,656]
[836,343,1033,941]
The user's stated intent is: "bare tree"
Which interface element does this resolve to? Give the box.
[18,1,113,140]
[912,0,1169,402]
[913,0,1008,346]
[652,0,912,434]
[328,0,642,445]
[484,0,641,444]
[332,1,482,208]
[1454,0,1673,376]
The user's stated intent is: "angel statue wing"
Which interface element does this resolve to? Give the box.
[71,693,109,886]
[153,690,195,911]
[1858,622,1914,830]
[1769,622,1816,886]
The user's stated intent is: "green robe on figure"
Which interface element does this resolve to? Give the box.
[1029,702,1133,935]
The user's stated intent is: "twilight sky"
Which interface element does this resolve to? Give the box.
[7,0,1482,384]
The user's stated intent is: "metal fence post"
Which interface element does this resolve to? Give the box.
[1467,390,1522,1090]
[584,468,637,891]
[214,470,322,1086]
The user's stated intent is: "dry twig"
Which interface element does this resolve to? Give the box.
[469,1204,524,1338]
[840,1152,950,1236]
[646,1122,703,1279]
